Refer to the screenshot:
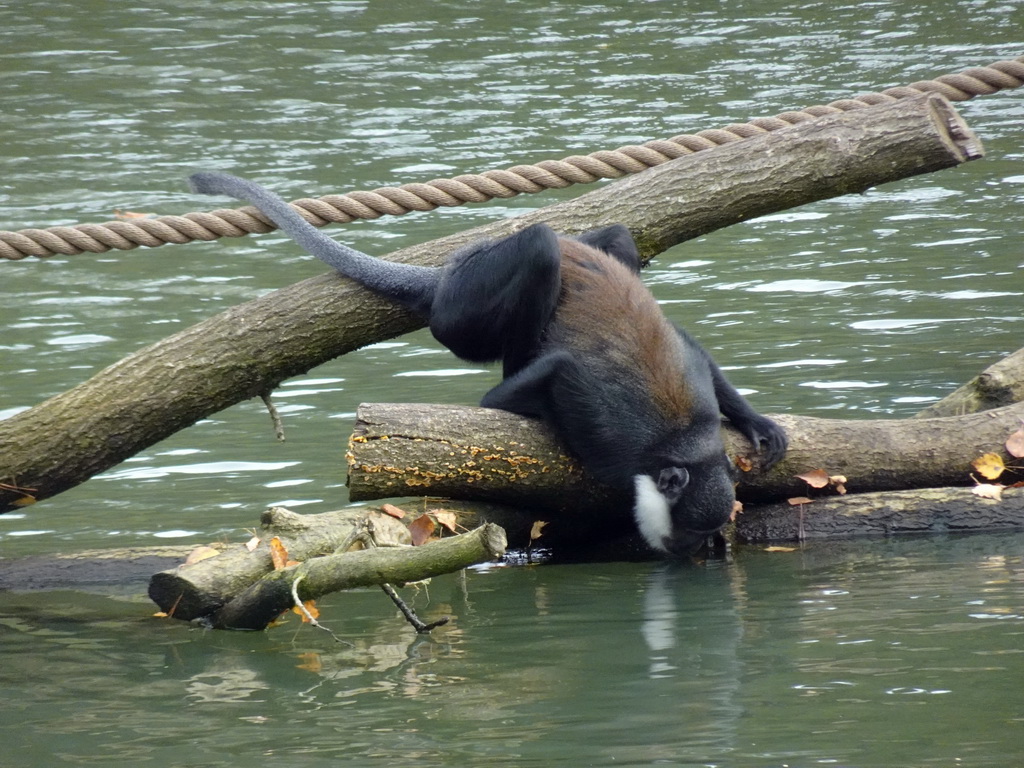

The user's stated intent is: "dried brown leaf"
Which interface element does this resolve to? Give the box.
[1005,427,1024,459]
[431,509,458,534]
[409,514,436,546]
[293,600,320,622]
[269,536,290,570]
[381,503,407,519]
[734,455,753,473]
[184,545,220,565]
[796,469,831,488]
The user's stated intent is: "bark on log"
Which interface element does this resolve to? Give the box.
[347,402,1024,512]
[734,487,1024,542]
[207,523,507,631]
[148,506,411,620]
[0,94,982,512]
[915,347,1024,418]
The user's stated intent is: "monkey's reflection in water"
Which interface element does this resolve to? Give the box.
[640,564,744,750]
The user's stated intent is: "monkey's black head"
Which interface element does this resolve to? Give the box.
[632,454,736,557]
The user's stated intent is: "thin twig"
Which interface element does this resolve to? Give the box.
[291,573,352,645]
[261,391,286,442]
[380,582,449,634]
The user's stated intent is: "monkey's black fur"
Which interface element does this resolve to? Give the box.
[189,171,787,556]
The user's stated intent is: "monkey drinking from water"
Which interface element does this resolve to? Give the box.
[190,171,787,555]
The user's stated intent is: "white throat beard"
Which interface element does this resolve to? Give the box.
[633,474,672,553]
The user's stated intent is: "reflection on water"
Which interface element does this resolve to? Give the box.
[1,536,1022,766]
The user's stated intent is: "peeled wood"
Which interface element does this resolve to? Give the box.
[347,402,1024,510]
[735,487,1024,541]
[0,94,982,513]
[149,506,410,621]
[207,523,507,631]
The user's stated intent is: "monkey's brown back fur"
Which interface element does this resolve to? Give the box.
[554,239,695,421]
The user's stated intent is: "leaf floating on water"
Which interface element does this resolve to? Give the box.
[293,600,320,622]
[765,545,797,552]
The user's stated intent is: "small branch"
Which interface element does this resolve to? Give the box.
[290,573,351,644]
[380,583,450,634]
[261,391,286,442]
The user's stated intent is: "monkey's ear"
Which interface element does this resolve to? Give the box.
[657,466,690,504]
[576,224,641,273]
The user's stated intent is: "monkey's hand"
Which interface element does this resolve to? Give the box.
[737,414,788,469]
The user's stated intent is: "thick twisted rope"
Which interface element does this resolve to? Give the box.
[2,55,1022,260]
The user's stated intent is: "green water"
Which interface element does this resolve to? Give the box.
[2,538,1022,766]
[1,0,1023,764]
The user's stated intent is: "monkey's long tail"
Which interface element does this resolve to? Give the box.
[189,171,439,313]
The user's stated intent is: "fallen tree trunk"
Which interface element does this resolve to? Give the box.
[735,487,1024,541]
[206,523,507,631]
[916,347,1024,418]
[0,93,981,512]
[347,401,1024,510]
[148,506,411,620]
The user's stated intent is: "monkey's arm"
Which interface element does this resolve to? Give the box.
[675,327,788,466]
[575,224,642,273]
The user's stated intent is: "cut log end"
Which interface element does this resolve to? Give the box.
[925,92,985,162]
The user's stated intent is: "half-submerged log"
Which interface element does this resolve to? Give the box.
[0,93,982,513]
[148,505,506,629]
[735,487,1024,541]
[206,523,506,631]
[148,506,407,620]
